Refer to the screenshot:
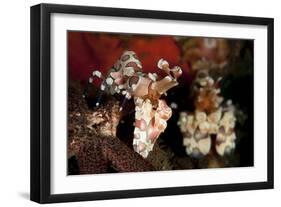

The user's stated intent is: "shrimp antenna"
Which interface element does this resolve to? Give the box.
[95,81,106,107]
[119,97,127,112]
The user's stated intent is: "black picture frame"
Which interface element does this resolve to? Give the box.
[30,3,274,204]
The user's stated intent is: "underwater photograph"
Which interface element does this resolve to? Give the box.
[67,31,254,175]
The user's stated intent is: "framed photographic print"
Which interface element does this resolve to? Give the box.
[30,3,274,203]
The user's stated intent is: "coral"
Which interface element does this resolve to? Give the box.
[68,33,182,82]
[68,32,124,82]
[127,36,181,74]
[85,100,121,137]
[146,139,174,171]
[182,38,230,72]
[74,136,155,174]
[68,82,155,174]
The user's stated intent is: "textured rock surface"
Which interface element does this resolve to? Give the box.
[68,81,155,174]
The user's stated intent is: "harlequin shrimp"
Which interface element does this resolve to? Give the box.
[178,70,237,158]
[86,51,182,158]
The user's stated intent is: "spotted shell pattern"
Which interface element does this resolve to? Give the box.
[89,51,182,158]
[178,71,237,158]
[102,51,142,96]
